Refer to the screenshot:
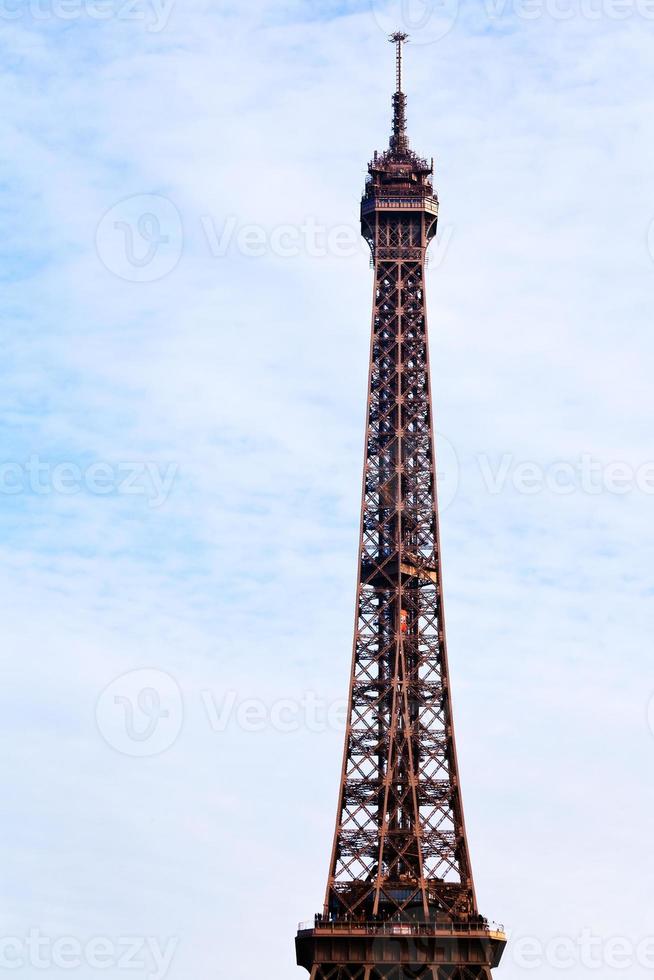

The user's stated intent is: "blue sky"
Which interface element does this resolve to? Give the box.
[1,1,653,978]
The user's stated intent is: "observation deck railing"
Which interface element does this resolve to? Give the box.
[297,919,506,938]
[361,195,439,216]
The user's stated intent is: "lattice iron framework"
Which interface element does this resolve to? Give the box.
[295,35,506,980]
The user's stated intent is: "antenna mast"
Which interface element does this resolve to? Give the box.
[389,32,409,153]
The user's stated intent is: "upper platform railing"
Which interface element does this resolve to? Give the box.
[361,194,439,216]
[297,918,506,938]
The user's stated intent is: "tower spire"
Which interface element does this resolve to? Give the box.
[389,31,409,154]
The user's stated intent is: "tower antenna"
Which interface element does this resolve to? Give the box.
[389,30,409,93]
[389,32,409,153]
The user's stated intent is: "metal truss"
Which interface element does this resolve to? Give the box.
[310,968,492,980]
[325,215,475,921]
[295,31,505,980]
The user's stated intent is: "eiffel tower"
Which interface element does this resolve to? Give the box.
[295,34,506,980]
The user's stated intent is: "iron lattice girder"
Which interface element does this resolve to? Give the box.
[325,209,476,920]
[297,35,505,980]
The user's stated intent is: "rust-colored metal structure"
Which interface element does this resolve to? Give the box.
[295,35,506,980]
